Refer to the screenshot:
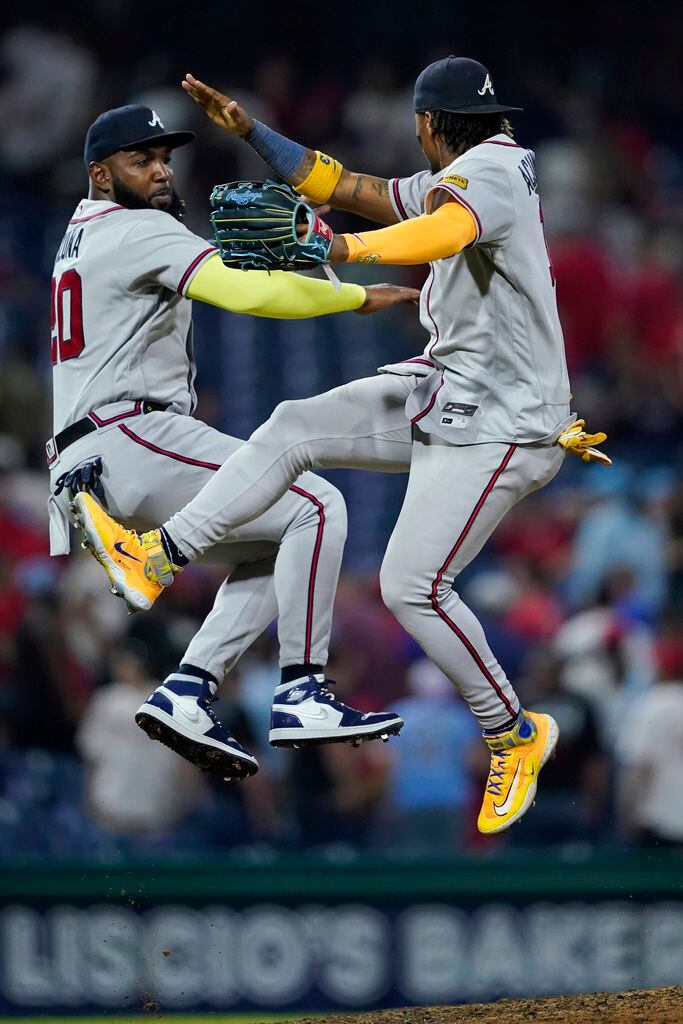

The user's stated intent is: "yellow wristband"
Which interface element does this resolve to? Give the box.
[296,151,344,204]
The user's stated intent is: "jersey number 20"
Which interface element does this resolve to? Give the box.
[51,269,84,364]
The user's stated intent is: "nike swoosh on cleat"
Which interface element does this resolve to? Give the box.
[493,759,523,816]
[114,541,142,562]
[161,700,203,725]
[282,705,329,721]
[176,708,202,725]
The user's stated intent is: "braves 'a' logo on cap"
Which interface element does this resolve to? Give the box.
[148,110,164,128]
[477,74,494,96]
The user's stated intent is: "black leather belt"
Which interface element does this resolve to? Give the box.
[53,401,167,456]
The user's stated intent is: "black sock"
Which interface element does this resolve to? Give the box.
[483,709,521,735]
[280,663,324,684]
[160,526,189,567]
[179,662,218,685]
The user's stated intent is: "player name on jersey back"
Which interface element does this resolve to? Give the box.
[51,199,217,435]
[55,226,84,263]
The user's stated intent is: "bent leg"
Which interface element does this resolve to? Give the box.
[124,417,350,671]
[56,413,348,674]
[380,433,564,730]
[164,374,415,559]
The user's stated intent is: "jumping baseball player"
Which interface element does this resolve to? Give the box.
[74,63,610,832]
[52,104,418,781]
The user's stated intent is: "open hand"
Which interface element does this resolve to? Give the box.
[356,284,420,316]
[182,74,254,137]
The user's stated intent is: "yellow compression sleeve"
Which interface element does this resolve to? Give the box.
[341,200,477,265]
[187,253,365,318]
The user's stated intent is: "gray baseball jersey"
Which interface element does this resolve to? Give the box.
[386,134,572,445]
[51,199,216,433]
[48,198,350,679]
[150,139,574,736]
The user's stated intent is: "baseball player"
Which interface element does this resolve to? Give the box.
[52,104,417,781]
[75,62,610,832]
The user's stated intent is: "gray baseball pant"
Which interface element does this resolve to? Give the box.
[164,375,564,730]
[50,408,347,679]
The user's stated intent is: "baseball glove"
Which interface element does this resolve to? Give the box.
[209,179,333,271]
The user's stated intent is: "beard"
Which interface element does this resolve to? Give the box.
[110,176,186,221]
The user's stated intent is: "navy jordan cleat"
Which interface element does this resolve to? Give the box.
[135,667,259,781]
[269,674,404,748]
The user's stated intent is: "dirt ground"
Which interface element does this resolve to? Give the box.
[284,986,683,1024]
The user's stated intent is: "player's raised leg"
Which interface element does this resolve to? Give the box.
[379,433,564,833]
[161,373,416,558]
[70,402,409,753]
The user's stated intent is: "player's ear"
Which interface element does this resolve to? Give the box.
[89,160,111,193]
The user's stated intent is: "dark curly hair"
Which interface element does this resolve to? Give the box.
[428,110,514,153]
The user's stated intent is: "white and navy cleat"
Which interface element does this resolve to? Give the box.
[135,669,258,781]
[269,674,404,748]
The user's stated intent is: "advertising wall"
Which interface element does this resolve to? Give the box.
[0,856,681,1016]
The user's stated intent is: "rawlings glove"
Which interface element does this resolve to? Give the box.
[210,179,333,271]
[557,419,612,466]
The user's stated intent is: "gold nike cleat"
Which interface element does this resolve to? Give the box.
[70,492,178,613]
[477,710,559,834]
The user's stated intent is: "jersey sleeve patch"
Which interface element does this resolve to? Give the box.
[427,183,482,243]
[440,174,468,190]
[430,156,515,247]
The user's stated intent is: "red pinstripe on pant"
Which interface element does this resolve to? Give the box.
[429,443,518,719]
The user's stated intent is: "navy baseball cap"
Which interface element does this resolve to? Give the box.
[84,104,195,166]
[414,57,522,115]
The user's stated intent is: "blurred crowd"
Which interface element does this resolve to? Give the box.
[0,12,682,860]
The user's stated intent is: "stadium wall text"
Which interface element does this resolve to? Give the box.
[0,856,680,1015]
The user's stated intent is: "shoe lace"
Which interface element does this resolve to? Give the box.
[197,693,224,731]
[315,677,339,702]
[486,749,510,796]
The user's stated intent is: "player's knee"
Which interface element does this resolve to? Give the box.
[297,477,348,546]
[262,398,311,441]
[381,547,439,621]
[319,480,348,544]
[379,553,416,620]
[250,399,317,476]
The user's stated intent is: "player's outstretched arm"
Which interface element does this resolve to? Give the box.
[182,74,398,225]
[186,254,418,318]
[328,194,478,265]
